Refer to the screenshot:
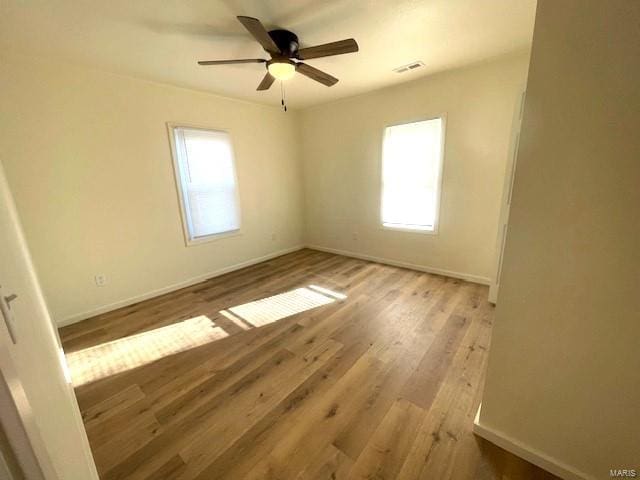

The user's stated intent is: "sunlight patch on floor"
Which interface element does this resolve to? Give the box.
[66,285,347,387]
[219,309,252,330]
[308,284,348,300]
[66,315,227,386]
[225,286,345,328]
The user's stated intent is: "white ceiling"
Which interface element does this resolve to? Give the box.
[0,0,537,109]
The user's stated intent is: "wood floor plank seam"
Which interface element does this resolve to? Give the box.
[60,249,559,480]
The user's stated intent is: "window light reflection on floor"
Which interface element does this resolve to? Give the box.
[65,285,346,387]
[225,286,343,328]
[66,315,227,387]
[308,284,347,300]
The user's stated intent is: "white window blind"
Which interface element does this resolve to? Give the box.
[171,127,240,241]
[381,118,444,232]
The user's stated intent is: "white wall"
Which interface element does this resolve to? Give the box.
[477,1,640,479]
[0,54,304,325]
[299,53,530,283]
[0,51,529,325]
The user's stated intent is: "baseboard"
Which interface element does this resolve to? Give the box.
[306,244,491,285]
[58,243,489,327]
[473,405,591,480]
[57,245,305,327]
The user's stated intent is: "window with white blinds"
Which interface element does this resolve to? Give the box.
[381,118,444,232]
[170,126,240,243]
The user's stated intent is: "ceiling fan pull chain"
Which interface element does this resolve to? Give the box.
[281,81,287,112]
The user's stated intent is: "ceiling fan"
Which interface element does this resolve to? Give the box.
[198,16,359,91]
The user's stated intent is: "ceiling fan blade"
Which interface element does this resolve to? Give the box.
[296,63,339,87]
[257,72,276,91]
[198,59,266,65]
[297,39,359,60]
[237,16,280,54]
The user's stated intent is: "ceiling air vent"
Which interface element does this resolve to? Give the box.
[393,61,425,74]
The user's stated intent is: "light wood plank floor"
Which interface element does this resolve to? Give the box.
[60,249,558,480]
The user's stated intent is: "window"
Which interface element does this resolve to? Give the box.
[169,125,240,244]
[381,117,444,233]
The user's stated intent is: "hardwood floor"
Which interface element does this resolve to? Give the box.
[60,249,558,480]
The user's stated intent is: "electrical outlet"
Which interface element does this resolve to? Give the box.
[352,232,358,241]
[271,232,277,241]
[94,274,107,287]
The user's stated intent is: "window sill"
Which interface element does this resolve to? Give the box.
[184,229,242,247]
[380,224,438,235]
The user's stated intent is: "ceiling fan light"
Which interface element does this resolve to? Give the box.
[268,61,296,80]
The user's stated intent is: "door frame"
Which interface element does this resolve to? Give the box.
[488,89,526,304]
[0,162,99,479]
[0,345,51,480]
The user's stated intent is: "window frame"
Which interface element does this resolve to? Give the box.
[167,122,242,247]
[378,114,447,235]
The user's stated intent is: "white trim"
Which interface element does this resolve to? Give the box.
[306,244,490,285]
[473,405,591,480]
[1,163,99,478]
[186,229,242,246]
[166,122,243,247]
[379,114,447,235]
[380,223,437,235]
[57,243,490,326]
[57,245,304,327]
[488,88,526,305]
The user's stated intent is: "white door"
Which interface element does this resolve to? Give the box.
[488,90,526,304]
[0,162,99,480]
[0,341,51,480]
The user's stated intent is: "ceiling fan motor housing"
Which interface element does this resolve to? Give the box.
[198,16,357,91]
[268,29,299,57]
